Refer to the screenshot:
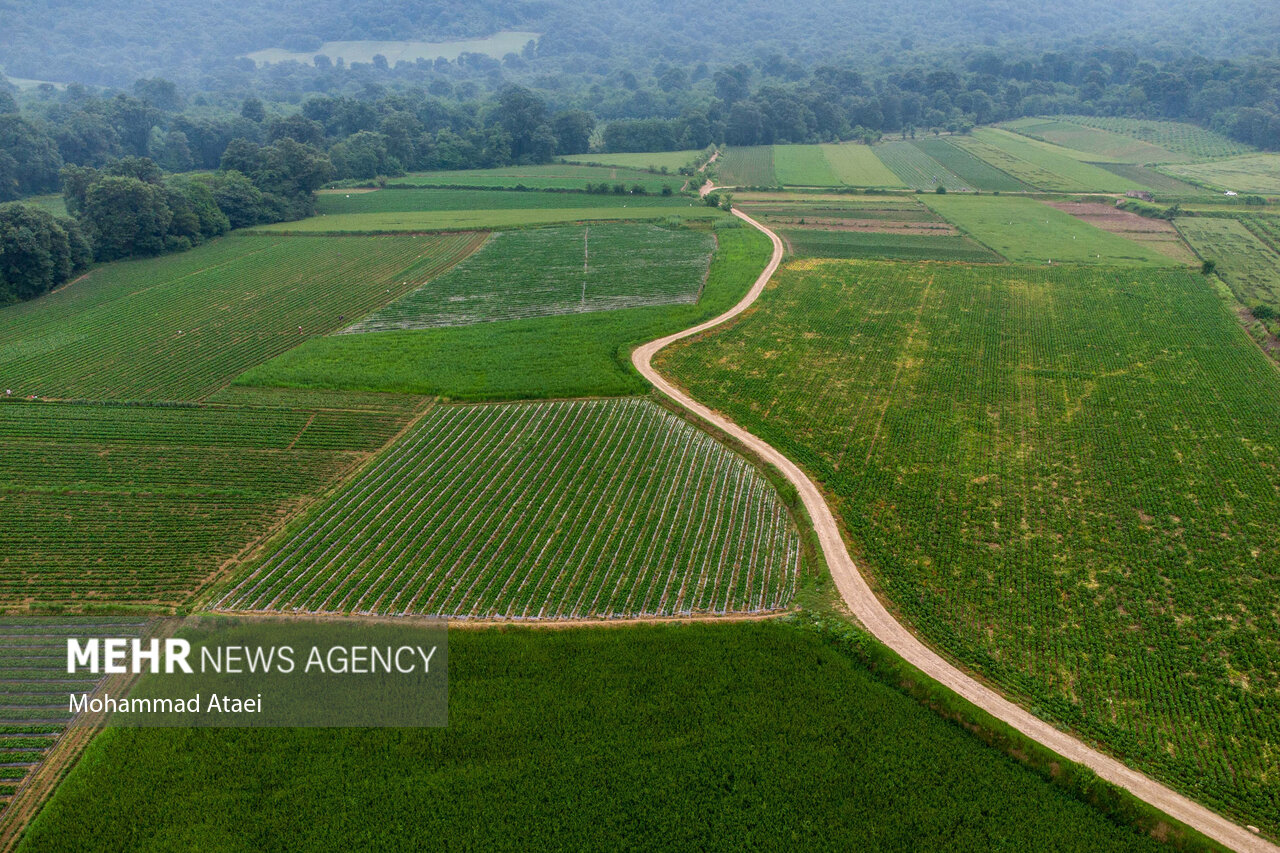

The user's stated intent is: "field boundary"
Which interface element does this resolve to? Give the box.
[634,203,1277,853]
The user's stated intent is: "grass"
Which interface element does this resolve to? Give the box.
[1059,116,1253,159]
[819,143,905,187]
[233,225,771,401]
[1160,153,1280,193]
[268,202,721,233]
[659,257,1280,835]
[1001,118,1186,163]
[219,398,799,618]
[716,146,777,186]
[952,129,1146,191]
[872,141,972,191]
[244,31,539,66]
[17,621,1167,852]
[924,194,1177,265]
[314,189,701,215]
[772,144,841,186]
[14,195,68,217]
[781,229,1002,262]
[1175,217,1280,311]
[0,233,485,402]
[383,164,680,194]
[559,150,703,171]
[0,398,414,604]
[343,223,715,333]
[911,138,1031,191]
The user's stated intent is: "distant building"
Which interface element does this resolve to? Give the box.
[1125,190,1154,201]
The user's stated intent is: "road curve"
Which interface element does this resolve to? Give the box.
[633,207,1277,853]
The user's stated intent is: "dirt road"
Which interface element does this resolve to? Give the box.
[632,206,1278,853]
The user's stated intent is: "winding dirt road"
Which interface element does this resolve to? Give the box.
[633,207,1278,853]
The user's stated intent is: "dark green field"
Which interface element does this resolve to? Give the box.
[659,258,1280,832]
[781,229,1003,262]
[16,622,1164,853]
[234,225,770,400]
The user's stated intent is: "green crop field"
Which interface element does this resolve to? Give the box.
[269,205,720,233]
[951,129,1146,191]
[781,229,1003,262]
[818,143,905,187]
[911,138,1031,191]
[0,233,485,401]
[0,398,414,604]
[1176,217,1280,311]
[1060,116,1253,159]
[384,164,680,193]
[314,189,702,215]
[716,146,776,186]
[1001,118,1185,163]
[344,224,715,333]
[220,398,799,618]
[772,144,841,186]
[924,195,1175,265]
[17,622,1166,853]
[873,142,972,191]
[1161,153,1280,193]
[560,150,704,172]
[0,617,151,809]
[1092,163,1207,194]
[658,258,1280,834]
[235,225,771,401]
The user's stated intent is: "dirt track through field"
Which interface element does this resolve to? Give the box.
[633,205,1278,853]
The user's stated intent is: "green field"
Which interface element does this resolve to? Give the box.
[244,31,540,66]
[924,195,1175,265]
[1176,217,1280,311]
[0,617,151,808]
[873,141,973,191]
[819,143,905,187]
[384,164,680,193]
[1001,118,1185,163]
[1161,153,1280,193]
[560,150,704,172]
[345,224,715,333]
[0,233,485,401]
[1093,163,1207,195]
[221,398,799,618]
[716,146,777,186]
[0,398,414,603]
[911,138,1031,191]
[234,225,771,401]
[659,258,1280,834]
[17,621,1165,852]
[772,144,841,186]
[781,229,1003,262]
[1060,116,1253,159]
[951,129,1146,191]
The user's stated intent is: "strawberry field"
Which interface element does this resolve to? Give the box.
[342,224,715,333]
[221,398,801,619]
[658,258,1280,832]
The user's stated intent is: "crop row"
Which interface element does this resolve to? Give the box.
[0,232,486,401]
[658,259,1280,832]
[1060,116,1253,159]
[343,224,715,333]
[221,398,800,619]
[715,146,777,186]
[873,142,973,191]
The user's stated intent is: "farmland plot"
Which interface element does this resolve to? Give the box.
[0,617,151,813]
[1161,153,1280,193]
[772,145,841,186]
[911,138,1031,191]
[716,146,777,186]
[560,150,704,172]
[1046,202,1196,263]
[343,224,715,333]
[659,259,1280,833]
[220,398,800,619]
[0,400,414,604]
[818,143,904,187]
[873,142,972,191]
[951,129,1146,191]
[388,164,679,194]
[1060,116,1253,160]
[0,233,485,402]
[1176,217,1280,310]
[1001,118,1184,164]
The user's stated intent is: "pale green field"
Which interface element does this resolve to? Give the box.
[773,145,841,186]
[560,151,703,172]
[952,129,1146,191]
[251,206,724,233]
[1161,154,1280,193]
[245,31,539,66]
[820,143,906,187]
[924,195,1178,266]
[1001,118,1186,164]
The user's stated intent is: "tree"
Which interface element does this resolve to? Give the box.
[155,130,194,172]
[495,86,553,163]
[0,116,63,200]
[240,98,266,123]
[0,203,90,303]
[133,78,183,112]
[552,110,594,155]
[81,175,172,260]
[266,115,326,147]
